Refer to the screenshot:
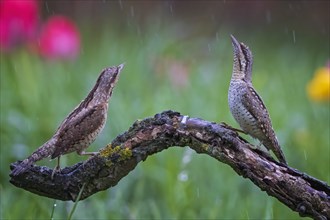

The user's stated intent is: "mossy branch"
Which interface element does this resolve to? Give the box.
[9,110,330,219]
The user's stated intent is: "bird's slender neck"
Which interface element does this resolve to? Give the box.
[230,36,253,83]
[91,74,118,105]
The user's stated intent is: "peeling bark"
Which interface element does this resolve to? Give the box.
[9,111,330,219]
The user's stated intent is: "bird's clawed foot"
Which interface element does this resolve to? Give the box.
[51,164,61,180]
[51,156,62,179]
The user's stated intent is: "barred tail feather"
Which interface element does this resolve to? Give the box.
[270,143,287,165]
[276,148,287,165]
[11,158,34,176]
[11,138,56,176]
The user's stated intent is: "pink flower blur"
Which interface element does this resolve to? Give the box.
[0,0,39,51]
[38,16,80,60]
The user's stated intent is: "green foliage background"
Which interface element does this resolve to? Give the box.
[1,2,329,219]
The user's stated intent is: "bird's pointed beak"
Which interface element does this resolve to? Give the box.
[117,63,125,72]
[230,35,239,46]
[112,63,124,82]
[230,35,242,56]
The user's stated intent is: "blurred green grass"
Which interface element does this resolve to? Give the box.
[1,21,329,219]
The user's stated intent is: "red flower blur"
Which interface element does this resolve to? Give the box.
[38,16,80,60]
[0,0,39,51]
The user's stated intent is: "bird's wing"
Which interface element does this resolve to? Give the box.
[242,86,276,142]
[53,99,87,134]
[51,104,107,158]
[243,86,286,164]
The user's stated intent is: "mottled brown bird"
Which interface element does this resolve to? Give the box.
[228,35,287,164]
[11,64,124,176]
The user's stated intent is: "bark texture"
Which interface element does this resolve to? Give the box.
[10,111,330,219]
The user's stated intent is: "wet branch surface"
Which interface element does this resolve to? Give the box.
[10,111,330,219]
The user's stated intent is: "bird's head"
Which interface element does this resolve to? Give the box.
[98,64,124,94]
[87,64,124,105]
[230,35,253,82]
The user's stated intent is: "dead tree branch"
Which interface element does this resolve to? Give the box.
[10,111,330,219]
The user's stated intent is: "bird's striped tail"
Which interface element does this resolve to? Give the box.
[11,138,56,176]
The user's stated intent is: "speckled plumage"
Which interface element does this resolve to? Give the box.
[228,35,287,164]
[11,64,124,176]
